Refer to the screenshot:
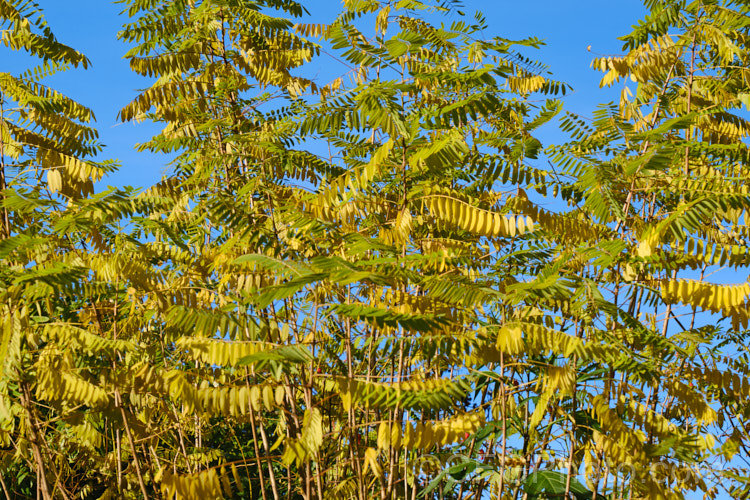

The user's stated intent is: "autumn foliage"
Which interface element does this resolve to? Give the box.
[1,0,750,499]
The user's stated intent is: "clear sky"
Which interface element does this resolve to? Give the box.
[3,2,737,498]
[9,0,647,192]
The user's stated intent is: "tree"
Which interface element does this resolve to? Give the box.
[569,1,750,497]
[0,0,124,498]
[114,0,572,497]
[3,0,750,499]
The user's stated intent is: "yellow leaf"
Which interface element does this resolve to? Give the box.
[363,447,382,477]
[636,239,653,257]
[47,169,62,193]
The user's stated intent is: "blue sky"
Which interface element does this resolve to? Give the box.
[15,0,647,191]
[5,2,741,498]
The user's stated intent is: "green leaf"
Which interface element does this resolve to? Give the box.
[523,470,592,500]
[238,346,313,366]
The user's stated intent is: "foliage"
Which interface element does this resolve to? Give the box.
[0,0,125,498]
[1,0,750,499]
